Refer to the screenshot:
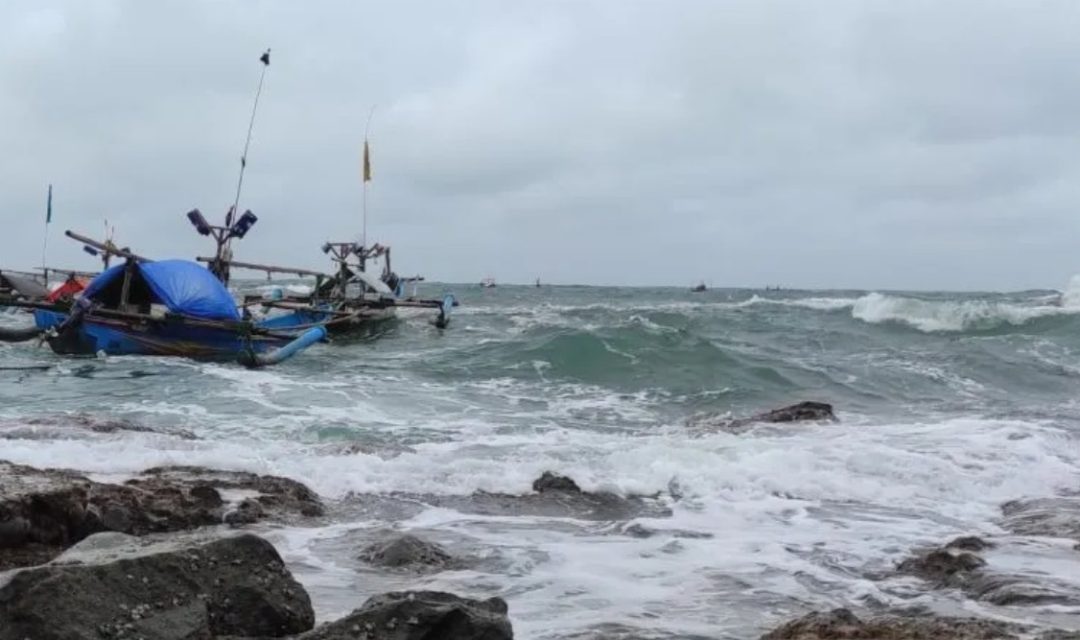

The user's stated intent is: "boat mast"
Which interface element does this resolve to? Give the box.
[224,49,271,271]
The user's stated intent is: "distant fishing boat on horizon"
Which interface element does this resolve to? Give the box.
[691,281,707,293]
[480,276,496,288]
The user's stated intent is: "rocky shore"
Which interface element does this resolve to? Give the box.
[0,458,515,639]
[2,401,1079,639]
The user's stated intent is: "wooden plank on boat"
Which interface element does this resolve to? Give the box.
[195,257,328,278]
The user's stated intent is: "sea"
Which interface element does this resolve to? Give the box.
[2,281,1080,638]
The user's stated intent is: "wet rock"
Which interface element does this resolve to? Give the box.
[297,591,511,640]
[360,534,454,570]
[533,471,582,493]
[426,472,671,521]
[17,413,198,440]
[1001,496,1080,540]
[897,547,986,586]
[619,523,713,540]
[897,541,1079,607]
[132,466,325,519]
[689,401,837,433]
[759,608,1020,640]
[0,460,323,569]
[224,498,267,527]
[0,532,314,639]
[946,535,995,552]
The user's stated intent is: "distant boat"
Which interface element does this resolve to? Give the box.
[480,277,496,288]
[691,282,706,293]
[535,278,541,288]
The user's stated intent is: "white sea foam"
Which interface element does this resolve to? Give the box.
[850,292,1078,332]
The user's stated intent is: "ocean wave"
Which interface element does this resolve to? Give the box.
[850,292,1077,332]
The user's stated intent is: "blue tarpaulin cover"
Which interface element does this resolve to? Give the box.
[82,260,240,321]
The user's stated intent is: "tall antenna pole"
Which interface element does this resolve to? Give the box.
[362,105,376,249]
[228,48,271,249]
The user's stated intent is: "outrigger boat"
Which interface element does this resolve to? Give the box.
[182,197,455,334]
[0,229,327,367]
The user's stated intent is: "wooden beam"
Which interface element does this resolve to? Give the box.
[195,257,327,278]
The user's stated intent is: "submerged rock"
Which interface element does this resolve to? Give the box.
[688,401,837,434]
[14,413,198,440]
[897,539,1079,607]
[759,608,1020,640]
[298,591,512,640]
[360,534,455,570]
[0,532,314,640]
[1001,496,1080,541]
[946,535,996,552]
[425,472,670,521]
[897,547,986,586]
[0,460,323,569]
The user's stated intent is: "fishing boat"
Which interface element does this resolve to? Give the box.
[0,233,326,367]
[0,270,49,303]
[480,277,496,288]
[198,237,456,334]
[691,281,707,293]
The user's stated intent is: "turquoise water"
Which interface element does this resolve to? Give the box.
[2,284,1079,637]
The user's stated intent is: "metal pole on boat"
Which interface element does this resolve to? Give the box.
[41,184,52,284]
[229,49,271,249]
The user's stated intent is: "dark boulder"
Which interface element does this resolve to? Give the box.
[760,608,1020,640]
[298,591,512,640]
[689,401,837,434]
[533,471,582,493]
[0,532,314,640]
[897,547,986,586]
[360,534,454,570]
[0,460,323,570]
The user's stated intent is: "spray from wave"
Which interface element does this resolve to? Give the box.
[846,277,1080,333]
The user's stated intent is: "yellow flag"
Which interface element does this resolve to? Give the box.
[363,140,372,182]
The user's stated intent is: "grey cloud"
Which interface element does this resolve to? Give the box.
[2,0,1080,290]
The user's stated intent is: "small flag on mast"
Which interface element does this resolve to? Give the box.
[363,140,372,182]
[46,184,53,224]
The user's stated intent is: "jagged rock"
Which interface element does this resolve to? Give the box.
[0,532,314,640]
[759,608,1020,640]
[297,591,511,640]
[533,471,582,493]
[360,534,454,570]
[0,460,323,569]
[688,401,837,434]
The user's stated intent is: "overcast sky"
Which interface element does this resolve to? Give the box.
[3,0,1080,290]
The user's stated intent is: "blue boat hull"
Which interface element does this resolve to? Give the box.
[34,310,291,359]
